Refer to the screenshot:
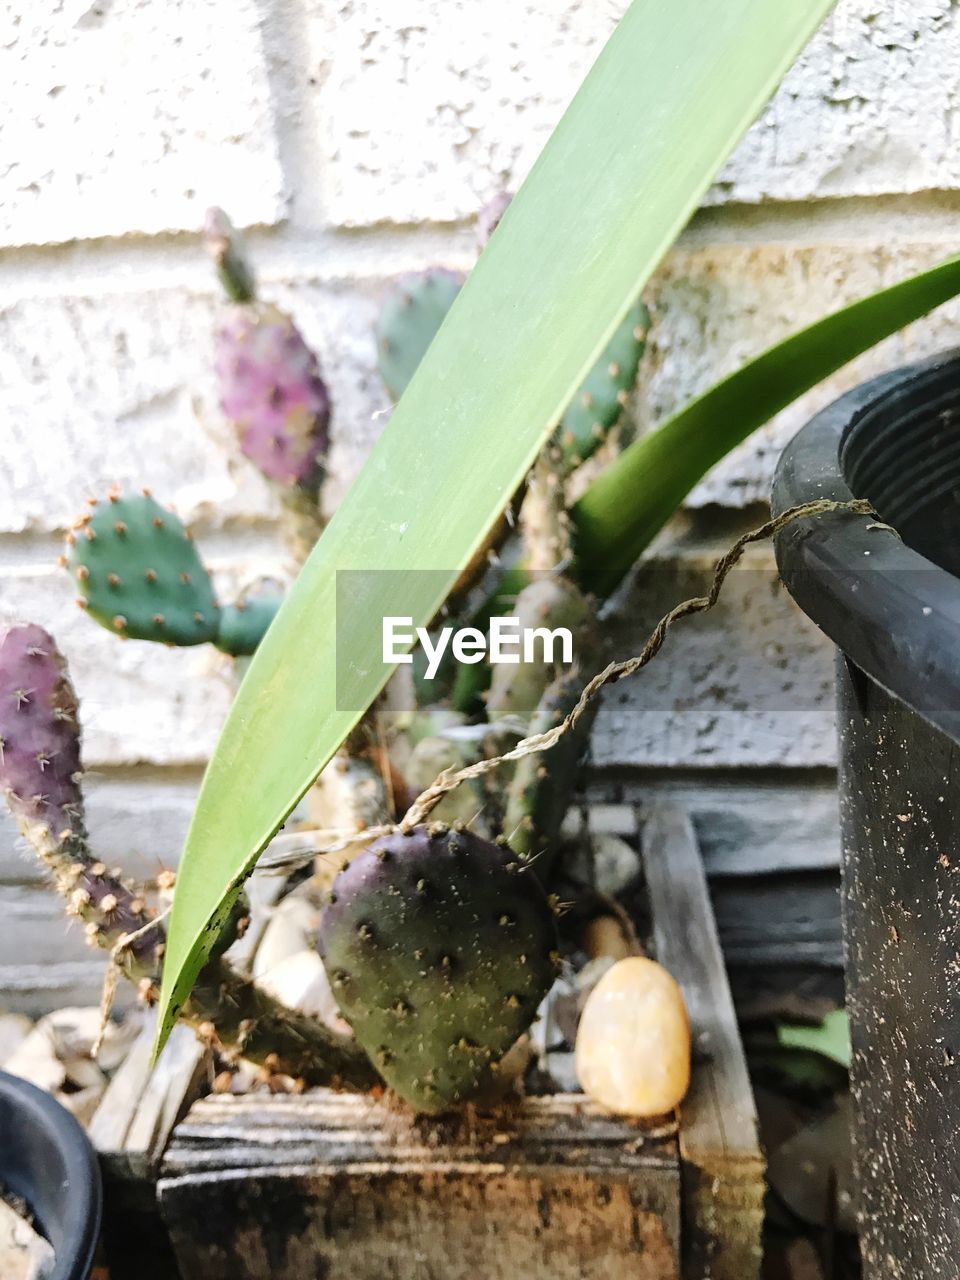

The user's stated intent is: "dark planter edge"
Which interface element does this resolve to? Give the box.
[0,1069,102,1280]
[771,347,960,748]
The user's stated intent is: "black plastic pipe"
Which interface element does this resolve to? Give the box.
[772,350,960,1279]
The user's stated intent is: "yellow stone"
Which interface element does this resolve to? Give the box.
[575,956,691,1117]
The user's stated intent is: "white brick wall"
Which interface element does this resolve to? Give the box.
[1,0,957,1004]
[0,0,284,246]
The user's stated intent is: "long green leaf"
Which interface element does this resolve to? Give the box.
[453,255,960,708]
[573,252,960,596]
[156,0,836,1054]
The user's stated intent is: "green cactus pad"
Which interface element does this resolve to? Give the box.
[556,297,650,468]
[318,825,558,1113]
[403,736,488,832]
[505,667,596,870]
[376,270,463,402]
[67,492,219,646]
[215,586,283,657]
[486,577,594,725]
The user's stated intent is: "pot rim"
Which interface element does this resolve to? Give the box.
[772,348,960,747]
[0,1069,102,1280]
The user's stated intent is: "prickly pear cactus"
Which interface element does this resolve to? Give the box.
[65,491,279,656]
[403,736,489,833]
[0,625,159,967]
[0,623,83,844]
[206,206,332,494]
[556,297,649,469]
[66,491,220,646]
[215,303,331,489]
[204,206,255,304]
[318,825,559,1112]
[376,269,463,402]
[504,667,596,868]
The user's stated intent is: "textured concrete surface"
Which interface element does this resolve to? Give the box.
[0,0,285,246]
[639,242,960,510]
[594,537,837,769]
[316,0,960,224]
[0,0,952,1004]
[714,1,960,205]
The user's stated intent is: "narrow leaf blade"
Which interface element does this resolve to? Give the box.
[573,253,960,595]
[157,0,837,1053]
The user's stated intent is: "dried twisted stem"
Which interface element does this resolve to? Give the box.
[303,498,878,855]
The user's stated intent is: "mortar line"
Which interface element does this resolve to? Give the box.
[2,191,960,303]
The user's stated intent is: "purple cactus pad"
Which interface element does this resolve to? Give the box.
[0,625,84,840]
[215,303,331,488]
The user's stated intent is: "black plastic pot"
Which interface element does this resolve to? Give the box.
[0,1069,102,1280]
[772,350,960,1279]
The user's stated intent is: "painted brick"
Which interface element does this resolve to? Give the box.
[3,248,951,769]
[0,0,284,247]
[0,960,117,1016]
[0,886,95,969]
[713,0,960,205]
[2,247,954,540]
[637,242,960,510]
[314,0,960,228]
[0,281,387,533]
[585,775,841,876]
[592,540,837,769]
[285,245,957,515]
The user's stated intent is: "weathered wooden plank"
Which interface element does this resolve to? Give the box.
[123,1027,209,1182]
[642,803,765,1280]
[91,1014,210,1181]
[586,770,841,875]
[711,873,842,968]
[90,1014,209,1280]
[578,774,845,979]
[160,1092,682,1280]
[89,1020,158,1160]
